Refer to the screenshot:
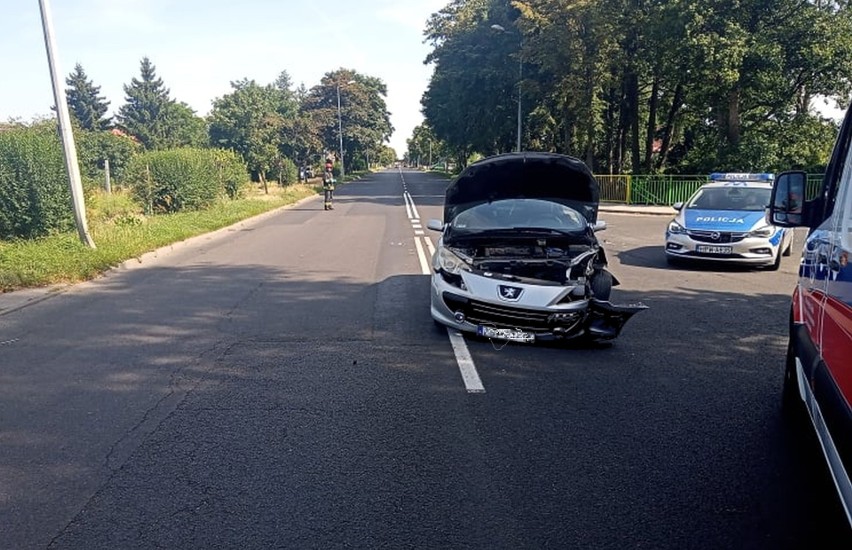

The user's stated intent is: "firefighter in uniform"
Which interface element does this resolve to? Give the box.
[322,158,335,210]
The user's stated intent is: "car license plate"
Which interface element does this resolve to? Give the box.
[477,325,535,343]
[696,245,732,254]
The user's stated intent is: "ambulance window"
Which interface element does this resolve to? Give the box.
[841,173,852,250]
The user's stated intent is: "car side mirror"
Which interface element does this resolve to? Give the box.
[769,171,807,227]
[427,219,445,232]
[591,220,607,232]
[672,202,684,211]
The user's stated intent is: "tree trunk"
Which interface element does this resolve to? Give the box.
[644,75,660,172]
[726,87,741,145]
[628,70,641,174]
[657,82,684,171]
[259,171,268,194]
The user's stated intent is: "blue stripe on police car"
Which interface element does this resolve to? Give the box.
[683,209,765,230]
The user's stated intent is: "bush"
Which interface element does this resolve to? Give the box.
[76,129,141,184]
[0,123,74,239]
[211,148,250,199]
[279,157,298,185]
[124,148,249,213]
[126,148,217,213]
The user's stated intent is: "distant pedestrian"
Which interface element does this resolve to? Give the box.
[323,158,335,210]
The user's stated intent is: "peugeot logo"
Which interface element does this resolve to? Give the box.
[710,231,721,241]
[498,285,523,301]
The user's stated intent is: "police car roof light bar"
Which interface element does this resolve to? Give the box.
[709,172,774,182]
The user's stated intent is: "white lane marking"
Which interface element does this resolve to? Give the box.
[404,173,485,395]
[414,236,431,275]
[448,330,485,393]
[414,230,425,236]
[423,236,436,257]
[403,193,414,220]
[406,192,421,220]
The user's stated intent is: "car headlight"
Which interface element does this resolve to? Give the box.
[748,225,773,238]
[435,246,472,275]
[667,220,686,235]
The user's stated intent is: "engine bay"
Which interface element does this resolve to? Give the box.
[448,242,598,285]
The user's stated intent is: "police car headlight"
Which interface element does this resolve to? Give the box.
[668,220,686,235]
[748,225,773,238]
[436,247,472,275]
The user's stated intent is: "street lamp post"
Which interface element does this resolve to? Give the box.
[491,24,522,153]
[336,79,356,179]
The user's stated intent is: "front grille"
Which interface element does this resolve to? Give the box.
[444,294,560,332]
[687,230,748,244]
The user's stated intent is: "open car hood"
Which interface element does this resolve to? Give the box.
[444,153,600,223]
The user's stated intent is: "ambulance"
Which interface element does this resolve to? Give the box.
[769,111,852,527]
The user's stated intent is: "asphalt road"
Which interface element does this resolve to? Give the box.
[1,169,849,549]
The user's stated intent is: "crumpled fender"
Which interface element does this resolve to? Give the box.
[584,299,647,340]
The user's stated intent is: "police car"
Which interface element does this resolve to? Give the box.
[664,173,794,269]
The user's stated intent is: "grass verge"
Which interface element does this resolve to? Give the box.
[0,184,317,292]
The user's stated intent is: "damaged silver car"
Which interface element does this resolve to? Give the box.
[427,152,646,343]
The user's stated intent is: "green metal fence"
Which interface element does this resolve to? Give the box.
[806,174,824,201]
[596,174,826,205]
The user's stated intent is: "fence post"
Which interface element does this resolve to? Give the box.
[104,158,111,194]
[626,174,632,205]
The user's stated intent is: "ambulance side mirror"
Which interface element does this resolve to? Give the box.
[769,171,807,227]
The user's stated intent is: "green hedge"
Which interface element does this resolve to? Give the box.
[76,130,141,183]
[0,123,74,239]
[125,148,249,213]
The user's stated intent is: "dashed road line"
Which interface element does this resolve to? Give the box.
[401,170,484,394]
[448,330,485,393]
[413,234,431,275]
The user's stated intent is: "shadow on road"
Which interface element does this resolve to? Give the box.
[1,260,848,548]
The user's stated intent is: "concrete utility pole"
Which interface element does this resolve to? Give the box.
[38,0,95,248]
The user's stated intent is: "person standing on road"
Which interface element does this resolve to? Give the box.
[323,158,335,210]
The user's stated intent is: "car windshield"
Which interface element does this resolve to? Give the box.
[686,187,771,211]
[451,199,587,232]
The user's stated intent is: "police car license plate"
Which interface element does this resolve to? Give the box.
[696,245,732,254]
[477,326,535,343]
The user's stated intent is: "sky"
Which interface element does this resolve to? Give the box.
[0,0,448,157]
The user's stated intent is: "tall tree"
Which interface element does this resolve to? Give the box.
[65,63,111,131]
[165,102,208,148]
[117,57,174,149]
[302,68,394,170]
[209,79,285,191]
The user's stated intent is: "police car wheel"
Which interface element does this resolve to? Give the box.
[767,249,782,271]
[782,234,793,257]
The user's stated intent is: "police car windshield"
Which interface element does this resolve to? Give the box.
[686,187,770,211]
[451,199,587,232]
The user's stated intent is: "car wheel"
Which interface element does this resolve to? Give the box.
[782,334,807,430]
[782,232,794,256]
[590,270,613,301]
[767,248,782,271]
